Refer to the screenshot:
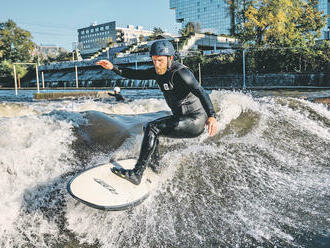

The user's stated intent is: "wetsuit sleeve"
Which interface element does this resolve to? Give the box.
[174,68,216,118]
[112,66,156,80]
[116,94,125,101]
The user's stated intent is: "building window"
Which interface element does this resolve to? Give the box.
[204,7,207,11]
[197,2,200,6]
[105,26,109,30]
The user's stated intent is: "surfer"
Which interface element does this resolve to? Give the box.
[108,87,125,101]
[96,40,218,185]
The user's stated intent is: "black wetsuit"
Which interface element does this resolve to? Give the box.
[112,61,215,175]
[108,92,125,101]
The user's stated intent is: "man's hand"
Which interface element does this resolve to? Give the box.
[205,117,218,136]
[96,60,113,70]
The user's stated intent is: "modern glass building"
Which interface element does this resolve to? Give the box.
[170,0,232,35]
[318,0,330,39]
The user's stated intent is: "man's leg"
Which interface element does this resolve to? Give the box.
[112,113,207,185]
[111,119,161,185]
[148,139,160,173]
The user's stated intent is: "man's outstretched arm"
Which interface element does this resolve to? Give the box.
[96,60,156,80]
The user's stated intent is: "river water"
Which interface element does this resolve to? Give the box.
[0,89,329,248]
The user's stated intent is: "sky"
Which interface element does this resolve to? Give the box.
[0,0,182,51]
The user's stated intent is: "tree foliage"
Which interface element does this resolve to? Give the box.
[138,34,145,43]
[225,0,330,76]
[0,19,35,62]
[244,41,330,73]
[180,22,201,37]
[236,0,327,47]
[183,39,330,76]
[41,48,72,64]
[153,27,164,36]
[147,27,165,41]
[183,52,243,76]
[0,19,35,79]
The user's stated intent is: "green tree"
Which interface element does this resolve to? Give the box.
[234,0,328,75]
[237,0,326,47]
[180,22,200,37]
[226,0,238,35]
[116,30,125,43]
[148,27,165,41]
[0,19,35,79]
[0,19,35,62]
[152,27,164,36]
[45,48,72,63]
[138,34,144,43]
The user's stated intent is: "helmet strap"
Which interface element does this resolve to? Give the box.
[167,56,172,69]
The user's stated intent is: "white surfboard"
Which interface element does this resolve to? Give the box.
[67,159,159,210]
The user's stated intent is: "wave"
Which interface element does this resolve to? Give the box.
[0,90,329,247]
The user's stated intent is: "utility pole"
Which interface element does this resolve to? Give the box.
[36,65,40,93]
[135,53,138,69]
[198,63,201,85]
[13,62,39,94]
[13,65,18,95]
[242,49,246,89]
[42,71,45,88]
[75,65,79,88]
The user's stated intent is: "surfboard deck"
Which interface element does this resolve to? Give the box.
[67,159,159,211]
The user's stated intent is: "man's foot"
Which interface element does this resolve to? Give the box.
[111,167,142,185]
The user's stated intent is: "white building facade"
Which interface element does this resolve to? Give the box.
[116,25,154,44]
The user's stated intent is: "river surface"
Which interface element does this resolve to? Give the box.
[0,89,329,247]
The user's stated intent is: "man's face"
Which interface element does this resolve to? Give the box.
[152,55,170,75]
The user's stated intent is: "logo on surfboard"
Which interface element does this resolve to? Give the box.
[94,178,118,195]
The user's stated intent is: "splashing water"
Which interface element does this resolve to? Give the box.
[0,89,329,247]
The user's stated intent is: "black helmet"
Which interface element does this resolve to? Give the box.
[150,40,175,57]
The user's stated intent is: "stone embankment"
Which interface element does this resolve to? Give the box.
[34,91,111,100]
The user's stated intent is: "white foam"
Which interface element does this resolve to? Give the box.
[0,103,39,117]
[0,113,77,246]
[209,90,261,131]
[1,90,330,247]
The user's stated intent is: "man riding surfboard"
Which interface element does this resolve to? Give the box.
[96,40,218,185]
